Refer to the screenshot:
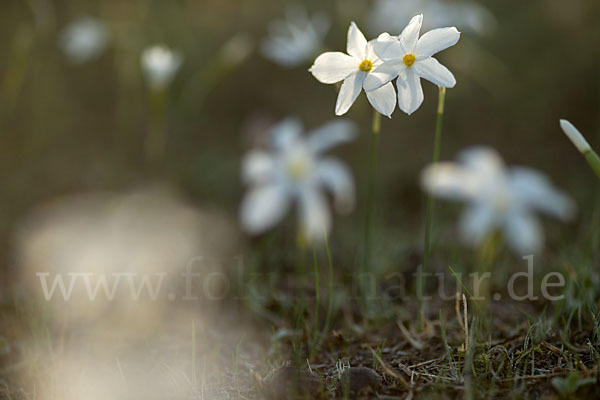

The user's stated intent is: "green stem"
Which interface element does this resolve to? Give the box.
[296,229,308,277]
[322,232,334,339]
[312,248,320,341]
[0,27,33,128]
[310,233,335,356]
[419,86,446,329]
[145,87,167,167]
[362,110,381,311]
[584,149,600,180]
[474,232,499,313]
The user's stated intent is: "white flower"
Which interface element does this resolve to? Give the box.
[240,118,357,243]
[363,14,460,115]
[261,6,330,68]
[560,119,591,153]
[309,22,397,117]
[421,147,575,254]
[59,17,109,64]
[368,0,495,37]
[141,45,183,90]
[221,33,255,66]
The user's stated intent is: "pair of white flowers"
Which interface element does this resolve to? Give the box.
[310,15,460,116]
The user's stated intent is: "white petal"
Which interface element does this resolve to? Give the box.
[240,185,290,234]
[307,120,358,154]
[398,14,423,53]
[335,71,366,116]
[270,118,303,150]
[459,203,496,246]
[310,12,331,37]
[416,27,460,59]
[363,61,405,91]
[425,1,495,36]
[242,151,275,184]
[509,168,575,220]
[421,162,481,200]
[347,22,368,59]
[309,52,358,84]
[315,158,355,214]
[283,5,309,27]
[458,147,505,177]
[298,188,331,243]
[396,69,423,115]
[504,213,543,255]
[261,36,312,67]
[366,81,397,117]
[560,119,591,153]
[413,57,456,88]
[372,32,406,61]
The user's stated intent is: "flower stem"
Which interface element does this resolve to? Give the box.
[312,248,320,342]
[362,110,381,311]
[311,233,335,356]
[419,86,446,329]
[474,232,499,312]
[145,87,167,167]
[322,232,334,340]
[583,149,600,180]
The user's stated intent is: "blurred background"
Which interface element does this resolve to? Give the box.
[1,0,599,267]
[1,0,600,398]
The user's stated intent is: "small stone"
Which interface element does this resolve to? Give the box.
[263,365,322,399]
[337,367,382,396]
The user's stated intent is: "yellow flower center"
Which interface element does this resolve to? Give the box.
[358,59,373,72]
[403,53,416,67]
[287,157,310,180]
[492,191,512,213]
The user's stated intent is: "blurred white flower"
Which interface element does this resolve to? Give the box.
[364,14,460,115]
[141,45,183,90]
[310,22,397,117]
[261,6,330,67]
[240,118,357,243]
[368,0,496,37]
[421,147,575,254]
[221,33,255,65]
[59,17,109,64]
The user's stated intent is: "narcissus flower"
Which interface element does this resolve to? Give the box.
[421,147,574,254]
[309,22,397,117]
[240,118,357,243]
[141,45,183,90]
[364,14,460,115]
[261,6,330,68]
[59,17,109,64]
